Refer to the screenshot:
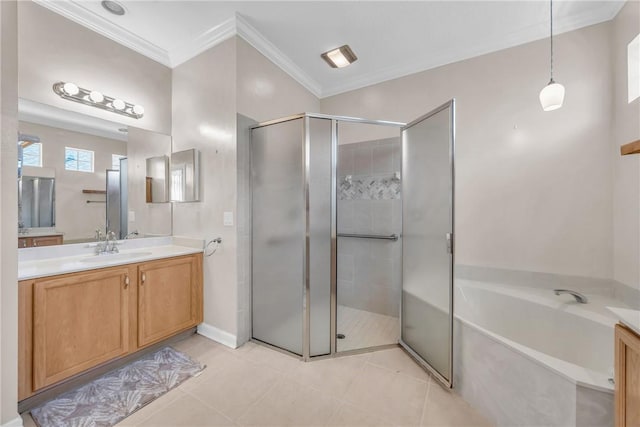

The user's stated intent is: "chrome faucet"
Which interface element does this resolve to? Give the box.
[554,289,588,304]
[124,230,139,239]
[94,230,119,255]
[94,228,106,255]
[106,231,119,254]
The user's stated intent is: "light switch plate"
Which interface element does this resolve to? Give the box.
[128,211,135,222]
[223,211,234,226]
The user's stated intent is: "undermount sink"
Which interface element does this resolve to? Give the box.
[80,252,153,263]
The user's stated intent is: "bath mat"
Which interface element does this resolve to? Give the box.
[30,346,205,427]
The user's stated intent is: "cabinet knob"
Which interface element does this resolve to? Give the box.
[124,276,130,289]
[141,272,146,285]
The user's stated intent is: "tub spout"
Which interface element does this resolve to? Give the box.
[553,289,588,304]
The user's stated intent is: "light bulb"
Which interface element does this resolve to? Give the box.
[326,49,351,68]
[539,81,565,111]
[62,82,79,96]
[89,91,104,103]
[112,99,125,110]
[132,105,144,116]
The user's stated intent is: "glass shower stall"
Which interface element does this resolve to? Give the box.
[250,102,455,387]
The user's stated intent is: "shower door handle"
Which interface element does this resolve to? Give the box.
[446,232,453,254]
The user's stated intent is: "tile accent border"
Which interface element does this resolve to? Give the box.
[197,323,238,349]
[338,174,401,200]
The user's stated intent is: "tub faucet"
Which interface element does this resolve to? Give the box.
[553,289,588,304]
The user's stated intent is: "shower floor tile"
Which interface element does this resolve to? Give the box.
[337,305,399,352]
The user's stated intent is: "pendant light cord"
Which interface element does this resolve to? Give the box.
[550,0,554,82]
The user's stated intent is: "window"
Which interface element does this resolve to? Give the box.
[112,154,126,170]
[21,142,42,167]
[65,147,94,172]
[629,33,640,103]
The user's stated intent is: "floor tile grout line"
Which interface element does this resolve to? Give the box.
[117,387,187,427]
[364,358,431,384]
[323,400,348,426]
[229,374,284,424]
[419,375,433,426]
[180,388,238,425]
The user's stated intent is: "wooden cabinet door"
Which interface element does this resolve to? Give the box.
[138,254,203,347]
[32,266,132,390]
[32,235,63,247]
[615,324,640,427]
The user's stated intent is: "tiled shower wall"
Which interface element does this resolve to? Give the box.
[337,137,402,317]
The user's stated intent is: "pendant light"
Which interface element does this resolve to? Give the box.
[539,0,565,111]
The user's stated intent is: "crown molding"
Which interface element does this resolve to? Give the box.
[169,17,236,67]
[235,15,322,98]
[319,0,626,98]
[33,0,171,67]
[35,0,625,99]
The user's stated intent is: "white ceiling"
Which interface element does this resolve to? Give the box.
[35,0,626,98]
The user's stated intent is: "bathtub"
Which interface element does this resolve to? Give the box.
[454,279,618,427]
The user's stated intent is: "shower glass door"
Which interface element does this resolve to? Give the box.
[400,100,455,387]
[251,118,305,356]
[250,116,333,358]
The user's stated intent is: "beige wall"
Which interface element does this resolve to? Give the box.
[18,121,127,241]
[235,37,320,343]
[612,0,640,294]
[237,37,320,121]
[172,36,320,342]
[172,38,238,337]
[17,2,172,135]
[126,127,172,239]
[321,22,615,281]
[0,0,19,424]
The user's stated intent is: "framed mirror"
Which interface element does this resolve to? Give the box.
[18,98,172,246]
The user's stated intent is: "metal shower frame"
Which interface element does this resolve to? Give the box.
[249,113,405,361]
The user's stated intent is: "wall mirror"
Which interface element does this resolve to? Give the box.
[170,148,200,202]
[17,98,172,246]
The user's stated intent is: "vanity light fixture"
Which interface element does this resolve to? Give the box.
[321,45,358,68]
[539,0,565,111]
[53,81,144,119]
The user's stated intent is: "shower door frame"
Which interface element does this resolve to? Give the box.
[399,99,456,389]
[250,113,405,361]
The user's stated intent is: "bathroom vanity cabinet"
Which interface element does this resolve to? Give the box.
[615,323,640,427]
[18,253,203,401]
[137,255,202,347]
[18,234,63,248]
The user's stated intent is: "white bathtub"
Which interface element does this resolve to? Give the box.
[454,279,618,427]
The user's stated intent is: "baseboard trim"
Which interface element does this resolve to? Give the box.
[2,416,23,427]
[197,323,238,349]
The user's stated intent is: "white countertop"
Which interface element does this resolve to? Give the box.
[18,228,64,237]
[18,237,204,280]
[607,306,640,336]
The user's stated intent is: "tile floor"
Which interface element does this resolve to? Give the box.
[22,334,491,427]
[337,305,399,352]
